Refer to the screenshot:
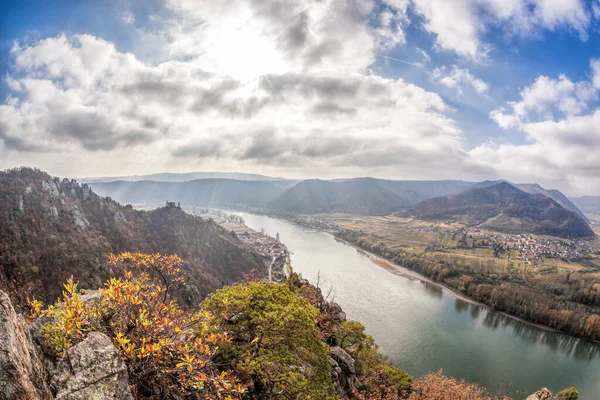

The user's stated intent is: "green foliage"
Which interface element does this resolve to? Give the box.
[338,321,411,398]
[557,387,579,400]
[201,282,337,399]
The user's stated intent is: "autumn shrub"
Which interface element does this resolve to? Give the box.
[410,371,511,400]
[201,281,338,399]
[35,252,246,399]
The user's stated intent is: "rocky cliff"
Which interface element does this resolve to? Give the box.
[1,289,133,400]
[0,168,267,307]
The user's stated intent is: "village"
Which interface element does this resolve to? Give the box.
[463,229,597,263]
[181,207,290,282]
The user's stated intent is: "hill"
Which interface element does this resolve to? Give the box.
[571,196,600,222]
[0,168,266,307]
[267,178,473,215]
[83,171,290,183]
[88,178,289,208]
[413,182,594,238]
[473,180,588,222]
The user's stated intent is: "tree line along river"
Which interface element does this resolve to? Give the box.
[237,212,600,399]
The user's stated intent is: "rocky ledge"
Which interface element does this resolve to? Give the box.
[0,290,133,400]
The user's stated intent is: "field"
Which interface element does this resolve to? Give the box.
[325,214,600,278]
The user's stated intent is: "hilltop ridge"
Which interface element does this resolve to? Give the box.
[413,182,594,238]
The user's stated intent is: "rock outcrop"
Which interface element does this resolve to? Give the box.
[51,332,134,400]
[329,346,358,398]
[527,388,555,400]
[0,290,53,400]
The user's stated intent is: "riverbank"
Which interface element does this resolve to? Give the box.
[332,231,600,344]
[365,247,561,335]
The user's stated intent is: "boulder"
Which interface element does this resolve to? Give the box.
[527,388,555,400]
[329,346,358,397]
[51,332,133,400]
[0,290,53,400]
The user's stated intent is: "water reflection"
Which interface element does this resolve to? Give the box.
[454,298,469,313]
[422,281,443,299]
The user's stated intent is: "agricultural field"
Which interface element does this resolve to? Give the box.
[327,214,599,278]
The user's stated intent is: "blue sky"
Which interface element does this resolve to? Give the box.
[1,0,599,195]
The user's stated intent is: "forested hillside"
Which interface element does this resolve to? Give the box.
[414,182,594,238]
[0,168,266,307]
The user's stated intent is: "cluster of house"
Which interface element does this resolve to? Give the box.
[469,230,596,262]
[290,215,337,230]
[235,230,287,258]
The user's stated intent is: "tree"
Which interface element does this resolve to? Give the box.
[557,387,579,400]
[201,282,337,399]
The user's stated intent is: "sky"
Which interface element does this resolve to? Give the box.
[1,0,600,196]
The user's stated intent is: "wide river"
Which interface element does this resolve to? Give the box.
[237,213,600,399]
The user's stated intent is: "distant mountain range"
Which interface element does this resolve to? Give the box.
[83,171,291,183]
[85,171,595,237]
[267,178,473,215]
[89,179,290,208]
[414,182,594,238]
[571,196,600,222]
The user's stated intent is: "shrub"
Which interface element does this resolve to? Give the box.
[557,387,579,400]
[411,371,511,400]
[201,282,338,399]
[37,252,246,399]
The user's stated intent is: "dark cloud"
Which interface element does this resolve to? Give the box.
[0,121,47,152]
[48,112,157,151]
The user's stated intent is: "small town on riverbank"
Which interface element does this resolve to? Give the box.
[183,207,290,282]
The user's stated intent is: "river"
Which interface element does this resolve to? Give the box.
[237,212,600,399]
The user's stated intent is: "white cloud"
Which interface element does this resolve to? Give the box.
[471,111,600,194]
[122,11,135,25]
[432,65,489,94]
[411,0,590,60]
[0,3,489,182]
[412,0,486,60]
[489,68,599,130]
[482,63,600,194]
[2,0,600,194]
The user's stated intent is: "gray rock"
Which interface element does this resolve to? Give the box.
[527,388,555,400]
[48,206,59,220]
[51,332,134,400]
[329,356,348,400]
[41,180,59,197]
[329,346,358,396]
[0,290,53,400]
[330,346,355,375]
[70,205,89,229]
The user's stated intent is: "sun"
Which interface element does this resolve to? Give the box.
[206,21,288,82]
